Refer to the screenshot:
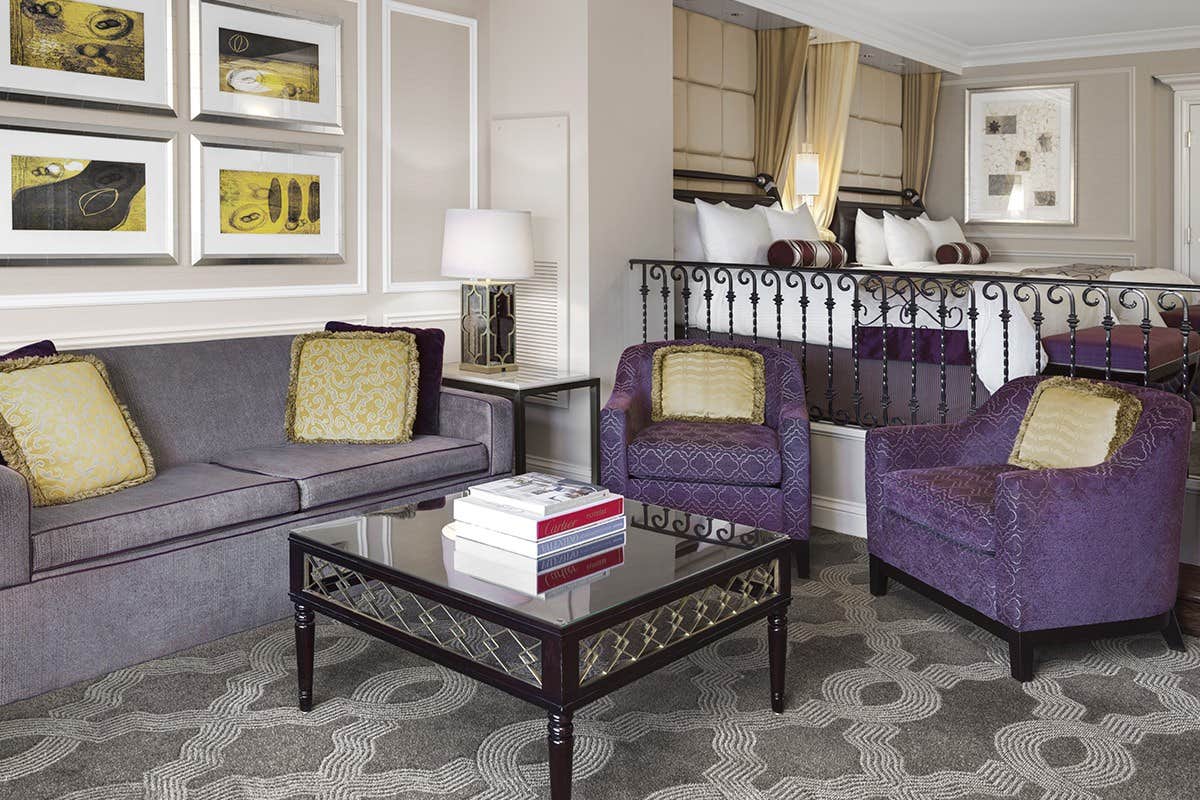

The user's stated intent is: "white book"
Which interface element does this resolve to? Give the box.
[452,493,625,541]
[467,472,609,516]
[448,516,626,558]
[453,543,625,595]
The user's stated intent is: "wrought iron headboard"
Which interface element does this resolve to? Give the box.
[673,169,780,209]
[833,185,927,264]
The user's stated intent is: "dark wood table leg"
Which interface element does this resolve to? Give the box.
[589,380,601,484]
[513,392,527,475]
[295,603,315,712]
[768,609,788,713]
[548,710,574,800]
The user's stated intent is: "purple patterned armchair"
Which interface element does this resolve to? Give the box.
[866,375,1191,681]
[601,341,811,575]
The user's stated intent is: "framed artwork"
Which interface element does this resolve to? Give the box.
[191,138,342,265]
[0,124,175,265]
[0,0,173,112]
[965,84,1076,225]
[191,0,342,132]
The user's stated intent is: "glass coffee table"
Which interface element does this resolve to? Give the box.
[289,496,792,800]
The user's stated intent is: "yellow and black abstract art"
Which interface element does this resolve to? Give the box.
[219,169,320,235]
[9,0,145,81]
[11,155,146,231]
[218,27,319,103]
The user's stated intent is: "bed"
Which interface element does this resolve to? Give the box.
[670,170,1199,425]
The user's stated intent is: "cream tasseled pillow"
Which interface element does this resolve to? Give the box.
[651,344,765,425]
[1009,377,1142,470]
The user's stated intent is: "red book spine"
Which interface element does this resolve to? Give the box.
[538,547,625,593]
[535,497,625,539]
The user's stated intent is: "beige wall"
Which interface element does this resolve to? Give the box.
[926,48,1200,269]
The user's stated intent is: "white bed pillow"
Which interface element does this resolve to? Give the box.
[915,214,966,250]
[855,209,888,265]
[674,199,705,262]
[695,200,773,264]
[757,203,820,242]
[883,212,934,266]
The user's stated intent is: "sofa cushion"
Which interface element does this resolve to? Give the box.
[212,436,489,509]
[30,463,299,572]
[627,421,781,487]
[1009,377,1142,470]
[881,464,1021,555]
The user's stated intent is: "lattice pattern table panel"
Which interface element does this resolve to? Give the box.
[304,555,543,686]
[578,562,779,685]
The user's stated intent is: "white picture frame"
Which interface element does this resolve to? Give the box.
[965,84,1076,225]
[0,124,176,265]
[0,0,173,113]
[191,0,342,132]
[191,137,343,265]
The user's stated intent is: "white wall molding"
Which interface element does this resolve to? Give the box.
[986,250,1138,267]
[0,2,369,311]
[1161,74,1200,276]
[813,493,866,538]
[382,309,459,327]
[525,455,591,482]
[962,26,1200,69]
[956,67,1136,244]
[381,1,478,295]
[0,316,366,352]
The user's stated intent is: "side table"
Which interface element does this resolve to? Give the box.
[441,364,601,483]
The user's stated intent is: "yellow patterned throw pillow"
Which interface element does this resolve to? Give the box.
[651,343,765,424]
[286,331,420,444]
[1008,377,1142,470]
[0,355,155,507]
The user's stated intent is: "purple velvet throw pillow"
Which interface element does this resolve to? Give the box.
[0,340,57,361]
[325,322,445,435]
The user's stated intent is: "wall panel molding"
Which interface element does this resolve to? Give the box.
[0,316,367,352]
[382,1,478,294]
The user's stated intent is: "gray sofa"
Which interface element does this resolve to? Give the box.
[0,334,512,705]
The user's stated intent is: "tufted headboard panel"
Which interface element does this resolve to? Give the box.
[840,65,903,205]
[673,8,757,196]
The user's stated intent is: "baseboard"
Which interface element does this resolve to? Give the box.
[813,493,866,538]
[525,455,592,482]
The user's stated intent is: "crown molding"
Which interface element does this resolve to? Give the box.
[1158,72,1200,92]
[962,25,1200,68]
[739,0,964,74]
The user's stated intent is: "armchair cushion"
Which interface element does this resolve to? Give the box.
[881,464,1022,555]
[627,421,781,487]
[1009,377,1142,470]
[651,343,765,424]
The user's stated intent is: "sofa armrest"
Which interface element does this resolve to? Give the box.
[865,422,970,539]
[599,389,647,495]
[438,387,514,476]
[0,465,31,589]
[778,401,810,540]
[992,395,1191,631]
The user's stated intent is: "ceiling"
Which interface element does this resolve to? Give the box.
[738,0,1200,73]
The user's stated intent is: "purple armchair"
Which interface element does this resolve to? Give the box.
[866,375,1191,681]
[601,341,811,575]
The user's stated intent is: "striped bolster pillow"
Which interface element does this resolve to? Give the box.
[936,242,991,265]
[767,239,849,268]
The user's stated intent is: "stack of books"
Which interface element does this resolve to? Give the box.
[448,473,625,595]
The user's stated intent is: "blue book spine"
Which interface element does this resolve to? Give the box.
[536,531,627,572]
[538,516,627,557]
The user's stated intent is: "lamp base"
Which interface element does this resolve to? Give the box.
[460,280,519,372]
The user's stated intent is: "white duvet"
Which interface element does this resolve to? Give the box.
[686,263,1198,392]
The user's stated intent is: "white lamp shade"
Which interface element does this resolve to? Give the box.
[793,152,821,200]
[440,209,535,280]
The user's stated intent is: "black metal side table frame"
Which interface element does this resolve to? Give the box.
[441,372,602,483]
[289,534,791,800]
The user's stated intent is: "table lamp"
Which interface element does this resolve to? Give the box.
[794,150,821,210]
[441,208,535,373]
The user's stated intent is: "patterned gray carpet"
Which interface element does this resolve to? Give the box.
[2,531,1199,800]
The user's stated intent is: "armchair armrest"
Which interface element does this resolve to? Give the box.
[0,465,31,589]
[599,387,648,495]
[778,400,810,540]
[438,387,514,476]
[992,396,1191,631]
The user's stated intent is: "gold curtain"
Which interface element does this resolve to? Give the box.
[804,41,860,238]
[754,25,810,210]
[902,71,943,200]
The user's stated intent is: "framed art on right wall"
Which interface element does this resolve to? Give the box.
[965,84,1076,225]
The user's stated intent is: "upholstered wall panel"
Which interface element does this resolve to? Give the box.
[673,7,757,193]
[841,64,903,202]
